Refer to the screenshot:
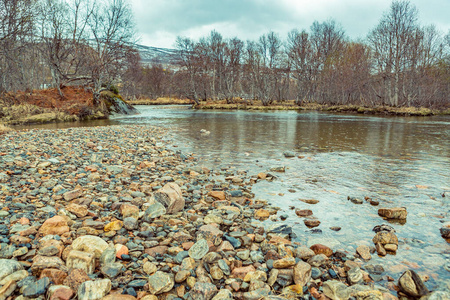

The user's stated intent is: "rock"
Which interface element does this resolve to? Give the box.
[378,207,407,220]
[0,259,24,281]
[143,261,157,275]
[63,268,91,291]
[372,231,398,245]
[232,266,256,280]
[353,290,383,300]
[189,239,209,260]
[212,289,233,300]
[102,295,137,300]
[77,279,111,300]
[304,218,321,228]
[153,182,185,214]
[273,257,296,269]
[39,269,68,285]
[398,269,429,298]
[147,271,174,295]
[295,209,313,217]
[347,267,363,285]
[375,242,386,256]
[204,214,223,225]
[65,203,88,218]
[293,261,311,286]
[144,202,166,221]
[283,151,295,158]
[307,254,329,267]
[210,265,224,280]
[31,255,66,274]
[63,189,83,201]
[120,204,140,218]
[0,270,28,285]
[190,282,218,300]
[440,227,450,239]
[115,244,128,259]
[66,250,95,274]
[254,209,270,219]
[104,220,123,232]
[123,217,138,230]
[242,287,271,299]
[310,244,333,257]
[198,224,224,242]
[38,216,70,236]
[208,191,226,200]
[294,247,315,260]
[175,270,191,283]
[47,285,74,300]
[384,244,398,252]
[356,245,372,261]
[22,276,51,297]
[72,235,108,258]
[0,280,16,299]
[323,280,350,300]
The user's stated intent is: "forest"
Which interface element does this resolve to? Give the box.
[1,0,449,109]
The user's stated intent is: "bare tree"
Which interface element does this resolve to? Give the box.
[0,0,36,92]
[368,0,419,106]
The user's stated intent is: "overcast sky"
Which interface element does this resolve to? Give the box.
[130,0,450,48]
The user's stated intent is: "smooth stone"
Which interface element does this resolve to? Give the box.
[190,282,218,300]
[147,271,174,295]
[77,279,111,300]
[0,259,24,281]
[398,269,429,298]
[71,235,108,258]
[293,261,311,286]
[189,239,209,260]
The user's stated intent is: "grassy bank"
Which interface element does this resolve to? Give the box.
[194,100,450,116]
[0,87,112,125]
[126,97,194,105]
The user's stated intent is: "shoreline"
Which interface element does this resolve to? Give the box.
[0,125,447,299]
[126,99,450,117]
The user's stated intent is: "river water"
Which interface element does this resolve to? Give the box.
[18,105,450,286]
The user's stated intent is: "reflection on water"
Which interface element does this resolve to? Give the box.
[17,106,450,286]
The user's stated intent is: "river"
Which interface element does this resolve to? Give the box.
[18,105,450,287]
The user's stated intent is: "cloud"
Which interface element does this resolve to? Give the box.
[130,0,450,48]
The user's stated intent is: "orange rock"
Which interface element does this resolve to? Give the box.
[115,244,129,259]
[254,209,270,219]
[19,217,30,225]
[39,216,70,236]
[310,244,333,257]
[231,265,256,279]
[269,236,291,245]
[208,191,226,200]
[40,268,68,285]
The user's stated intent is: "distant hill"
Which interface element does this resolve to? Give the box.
[134,44,179,66]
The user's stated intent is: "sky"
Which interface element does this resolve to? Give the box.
[130,0,450,49]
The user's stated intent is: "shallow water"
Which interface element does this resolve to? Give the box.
[18,105,450,286]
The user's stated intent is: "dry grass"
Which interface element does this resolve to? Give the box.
[195,100,445,116]
[0,123,13,135]
[127,97,194,105]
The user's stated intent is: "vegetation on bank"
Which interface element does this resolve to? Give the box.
[135,98,446,116]
[0,86,137,125]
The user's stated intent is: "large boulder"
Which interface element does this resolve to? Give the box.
[398,269,429,298]
[154,183,185,214]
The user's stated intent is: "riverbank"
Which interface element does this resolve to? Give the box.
[0,125,447,299]
[0,87,138,125]
[194,100,450,116]
[127,98,194,106]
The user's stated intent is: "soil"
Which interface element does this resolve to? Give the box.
[1,86,96,115]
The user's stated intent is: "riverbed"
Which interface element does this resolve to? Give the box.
[17,105,450,287]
